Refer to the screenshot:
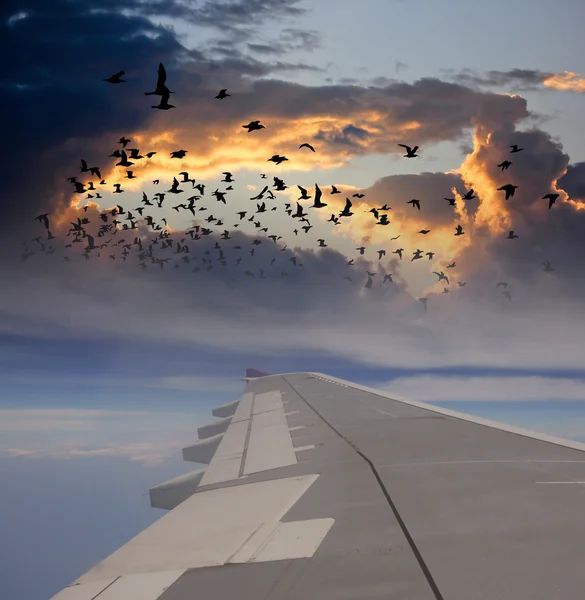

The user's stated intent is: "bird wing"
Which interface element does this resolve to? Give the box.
[157,63,167,86]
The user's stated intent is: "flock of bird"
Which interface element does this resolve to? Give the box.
[24,63,560,311]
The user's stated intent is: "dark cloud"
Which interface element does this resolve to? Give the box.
[4,0,585,373]
[246,28,321,56]
[445,67,554,91]
[558,162,585,201]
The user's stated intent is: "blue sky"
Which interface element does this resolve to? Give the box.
[3,0,585,598]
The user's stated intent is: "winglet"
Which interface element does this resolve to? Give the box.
[245,368,271,378]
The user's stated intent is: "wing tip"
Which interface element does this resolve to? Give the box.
[245,367,271,378]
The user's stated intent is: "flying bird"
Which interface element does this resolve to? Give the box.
[407,199,421,210]
[35,213,50,229]
[215,89,230,99]
[299,143,315,152]
[497,160,512,171]
[398,144,419,158]
[243,121,265,132]
[454,224,464,236]
[497,184,518,201]
[104,70,125,84]
[267,155,288,164]
[506,230,519,239]
[510,145,523,153]
[145,63,172,96]
[152,89,175,110]
[542,193,559,209]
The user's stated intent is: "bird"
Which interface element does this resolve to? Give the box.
[298,185,311,200]
[462,189,476,200]
[299,143,315,152]
[411,249,423,261]
[267,155,288,164]
[171,150,188,159]
[454,224,464,236]
[496,282,508,289]
[311,184,327,208]
[330,185,341,194]
[35,213,50,229]
[497,160,512,171]
[398,144,419,158]
[339,198,353,217]
[542,193,559,209]
[145,63,172,96]
[243,121,265,132]
[215,89,230,99]
[433,271,449,284]
[104,70,125,84]
[510,145,523,153]
[497,184,518,201]
[444,197,456,206]
[418,229,430,235]
[506,230,519,239]
[407,199,421,210]
[152,89,175,110]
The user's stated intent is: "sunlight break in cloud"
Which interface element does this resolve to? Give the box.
[543,71,585,93]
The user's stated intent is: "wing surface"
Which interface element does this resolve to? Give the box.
[50,371,585,599]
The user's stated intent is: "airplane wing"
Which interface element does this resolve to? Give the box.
[51,369,585,599]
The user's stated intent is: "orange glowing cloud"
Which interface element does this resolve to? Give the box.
[543,71,585,93]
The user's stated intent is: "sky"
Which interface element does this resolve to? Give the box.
[3,0,585,598]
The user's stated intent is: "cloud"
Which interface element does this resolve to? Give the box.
[4,0,585,376]
[3,441,183,465]
[380,375,585,402]
[543,71,585,93]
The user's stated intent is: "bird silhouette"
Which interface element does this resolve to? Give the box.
[407,199,421,210]
[145,63,172,96]
[497,160,512,171]
[339,198,353,217]
[152,89,175,110]
[510,145,523,153]
[454,224,464,236]
[497,184,518,200]
[299,143,315,152]
[104,70,125,84]
[243,121,265,132]
[215,89,230,99]
[542,193,559,209]
[506,230,519,239]
[311,184,327,208]
[398,144,419,158]
[35,214,50,229]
